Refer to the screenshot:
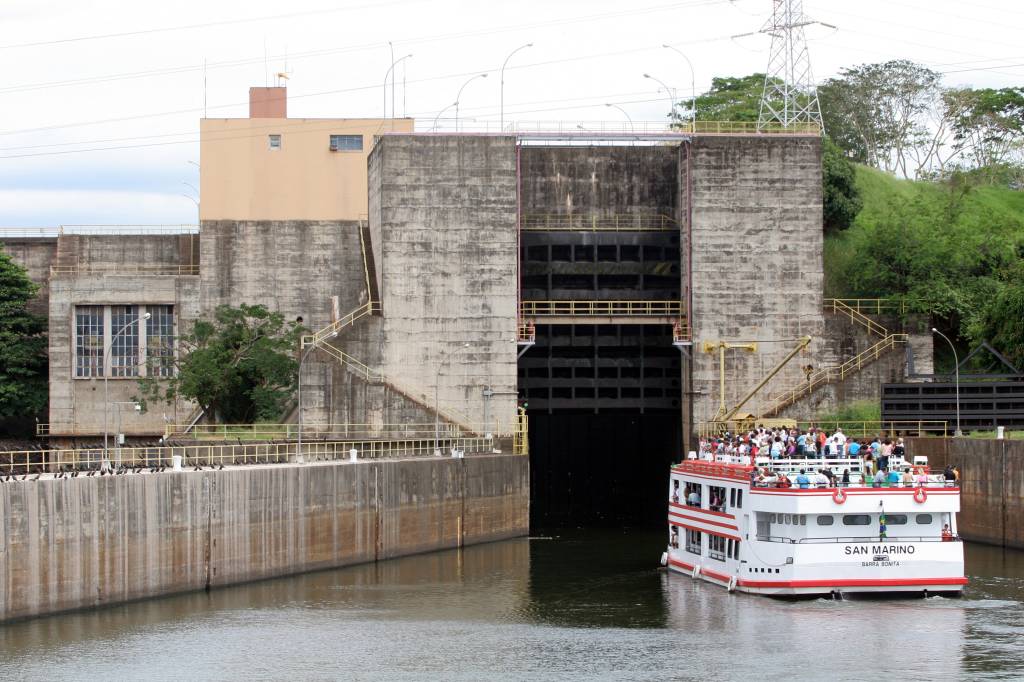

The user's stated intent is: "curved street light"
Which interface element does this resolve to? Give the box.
[104,312,150,466]
[455,73,488,133]
[663,44,697,124]
[604,103,635,135]
[432,102,458,132]
[383,53,413,118]
[501,43,533,131]
[931,328,962,436]
[643,73,676,123]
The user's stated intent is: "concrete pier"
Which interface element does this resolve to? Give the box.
[0,453,528,623]
[907,437,1024,549]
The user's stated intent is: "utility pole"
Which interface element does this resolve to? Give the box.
[734,0,833,131]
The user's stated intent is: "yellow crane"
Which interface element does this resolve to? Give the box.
[702,335,812,424]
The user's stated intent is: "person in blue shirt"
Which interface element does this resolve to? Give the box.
[848,440,861,457]
[795,469,811,489]
[888,468,901,487]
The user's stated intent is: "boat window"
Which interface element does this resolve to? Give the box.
[730,488,736,508]
[784,514,792,525]
[736,489,743,508]
[842,514,872,526]
[684,482,702,507]
[770,513,777,523]
[685,529,702,554]
[916,514,934,525]
[709,485,726,512]
[732,540,741,559]
[887,514,908,525]
[799,515,806,526]
[816,515,834,526]
[709,535,727,561]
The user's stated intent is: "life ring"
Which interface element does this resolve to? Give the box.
[832,488,847,504]
[914,487,928,503]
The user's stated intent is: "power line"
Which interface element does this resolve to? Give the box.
[0,94,677,160]
[0,0,729,95]
[0,33,729,138]
[0,0,429,50]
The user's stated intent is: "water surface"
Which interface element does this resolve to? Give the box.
[0,531,1020,681]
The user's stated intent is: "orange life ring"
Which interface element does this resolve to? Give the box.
[832,488,847,504]
[913,487,928,503]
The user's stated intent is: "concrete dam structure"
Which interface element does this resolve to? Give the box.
[2,92,932,530]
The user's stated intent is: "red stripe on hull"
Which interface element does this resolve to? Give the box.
[668,511,738,531]
[668,521,741,541]
[737,576,968,588]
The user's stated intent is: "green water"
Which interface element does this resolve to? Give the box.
[0,530,1021,681]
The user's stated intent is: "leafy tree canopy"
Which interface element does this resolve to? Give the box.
[137,304,305,423]
[0,246,47,419]
[969,261,1024,370]
[822,137,863,233]
[690,73,780,122]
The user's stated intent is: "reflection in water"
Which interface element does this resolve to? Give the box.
[0,531,1021,680]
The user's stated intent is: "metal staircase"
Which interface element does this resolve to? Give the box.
[759,299,909,417]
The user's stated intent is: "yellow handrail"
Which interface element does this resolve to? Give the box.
[521,300,683,316]
[761,334,909,417]
[165,421,521,441]
[520,213,677,231]
[696,419,948,439]
[0,432,528,475]
[302,301,380,348]
[824,298,911,316]
[50,264,200,276]
[827,299,889,337]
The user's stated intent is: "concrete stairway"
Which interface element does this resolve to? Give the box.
[311,343,477,435]
[301,301,381,348]
[760,299,909,417]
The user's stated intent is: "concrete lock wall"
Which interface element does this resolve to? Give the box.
[905,438,1024,549]
[372,135,519,429]
[0,453,529,623]
[688,136,824,422]
[0,237,58,315]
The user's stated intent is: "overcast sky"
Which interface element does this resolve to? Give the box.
[1,0,1023,227]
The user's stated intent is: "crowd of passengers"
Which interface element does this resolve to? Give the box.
[693,426,960,490]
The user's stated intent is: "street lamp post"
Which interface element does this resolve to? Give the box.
[662,44,696,125]
[500,43,533,131]
[435,343,471,456]
[383,53,413,118]
[931,328,962,436]
[104,312,150,465]
[604,103,635,135]
[643,73,677,123]
[455,73,488,133]
[432,102,458,132]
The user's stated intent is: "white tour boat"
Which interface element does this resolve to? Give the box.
[662,453,966,597]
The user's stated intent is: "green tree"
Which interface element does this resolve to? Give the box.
[945,86,1024,172]
[137,304,305,423]
[822,137,863,233]
[688,73,781,122]
[969,262,1024,368]
[818,60,942,176]
[0,246,47,418]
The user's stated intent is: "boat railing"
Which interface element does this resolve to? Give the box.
[755,535,961,544]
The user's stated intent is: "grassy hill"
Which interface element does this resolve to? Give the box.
[823,166,1024,300]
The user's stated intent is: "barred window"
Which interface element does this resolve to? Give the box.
[73,304,176,379]
[146,305,175,377]
[110,305,140,377]
[75,306,104,377]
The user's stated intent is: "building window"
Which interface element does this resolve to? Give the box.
[146,305,175,377]
[268,134,282,150]
[73,305,175,379]
[75,306,104,377]
[110,305,140,377]
[329,134,363,152]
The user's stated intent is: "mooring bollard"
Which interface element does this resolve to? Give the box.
[997,426,1005,440]
[349,447,358,462]
[172,454,182,471]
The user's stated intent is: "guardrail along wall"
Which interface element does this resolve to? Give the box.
[906,437,1024,549]
[0,453,529,623]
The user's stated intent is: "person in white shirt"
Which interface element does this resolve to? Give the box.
[833,428,847,456]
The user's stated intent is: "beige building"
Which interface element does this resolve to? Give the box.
[200,87,413,221]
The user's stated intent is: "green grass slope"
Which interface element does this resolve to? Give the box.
[824,166,1024,299]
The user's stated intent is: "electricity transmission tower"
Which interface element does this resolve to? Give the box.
[751,0,832,131]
